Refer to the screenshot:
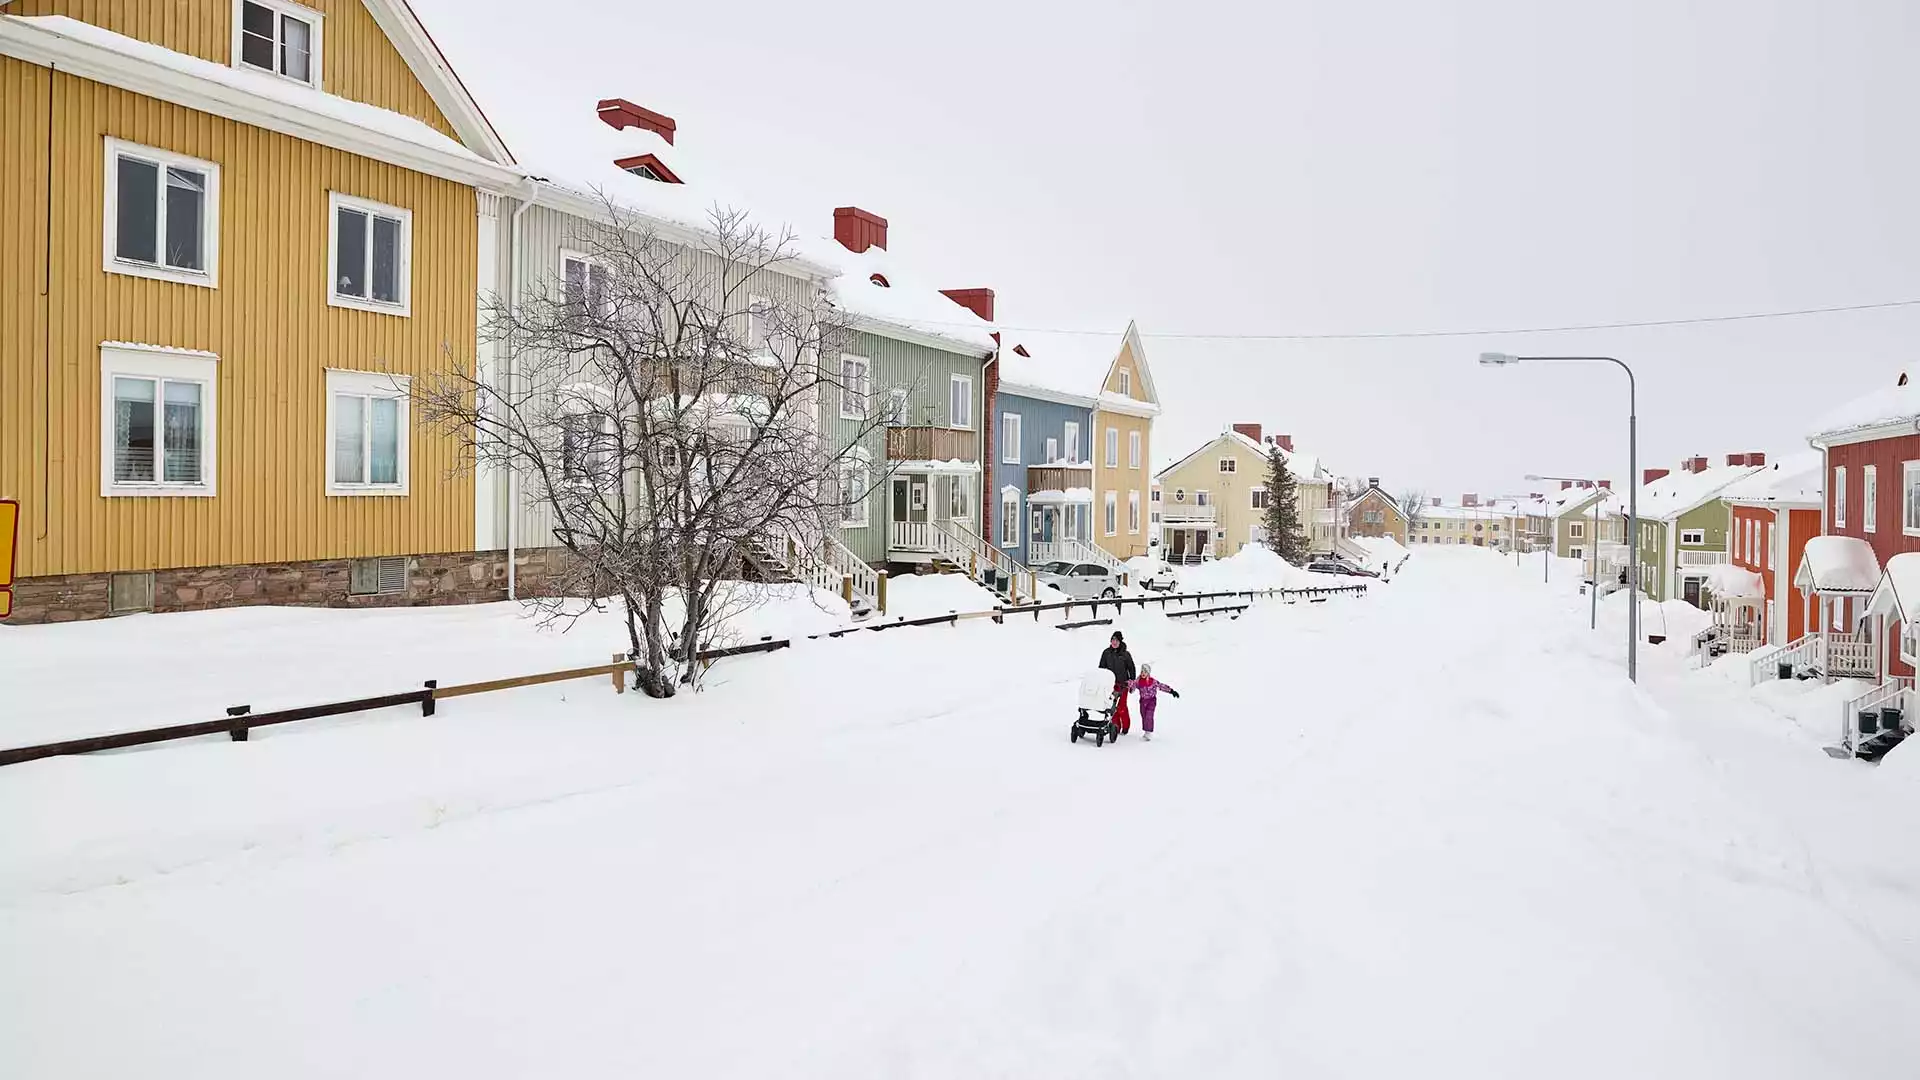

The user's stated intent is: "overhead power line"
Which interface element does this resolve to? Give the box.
[960,296,1920,341]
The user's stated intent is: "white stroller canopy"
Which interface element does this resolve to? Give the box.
[1078,670,1120,711]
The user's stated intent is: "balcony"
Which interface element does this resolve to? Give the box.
[1678,549,1729,567]
[1159,503,1217,526]
[886,426,978,463]
[1027,464,1092,494]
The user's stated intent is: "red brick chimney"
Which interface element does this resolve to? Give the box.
[1747,451,1766,466]
[1645,467,1670,484]
[1232,423,1263,444]
[1560,480,1573,490]
[833,207,888,253]
[1274,434,1294,452]
[1431,497,1442,507]
[596,98,676,143]
[940,288,994,321]
[1463,493,1479,507]
[1529,492,1544,500]
[1598,480,1611,489]
[1726,453,1747,467]
[1685,455,1709,473]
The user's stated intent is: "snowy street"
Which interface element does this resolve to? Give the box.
[5,549,1920,1078]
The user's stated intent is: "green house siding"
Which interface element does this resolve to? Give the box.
[1637,519,1669,601]
[1668,500,1733,601]
[825,329,988,564]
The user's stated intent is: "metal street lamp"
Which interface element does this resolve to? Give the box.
[1482,352,1640,683]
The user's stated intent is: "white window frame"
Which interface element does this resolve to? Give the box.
[839,354,870,420]
[102,138,221,289]
[558,402,618,488]
[1104,491,1118,536]
[1250,486,1269,510]
[325,368,411,496]
[327,191,412,316]
[1569,521,1585,539]
[99,345,219,498]
[1105,427,1119,468]
[745,293,771,353]
[1044,436,1059,462]
[1196,489,1211,507]
[1000,486,1020,547]
[1904,461,1920,536]
[1129,430,1141,470]
[840,450,872,528]
[1117,368,1131,395]
[1219,457,1236,474]
[1680,528,1705,546]
[949,475,972,522]
[1063,421,1081,462]
[1001,413,1021,464]
[1864,465,1878,533]
[1128,490,1141,534]
[558,248,611,318]
[1904,620,1920,667]
[1766,521,1774,570]
[1570,546,1585,560]
[949,373,974,430]
[232,0,325,87]
[1834,466,1846,529]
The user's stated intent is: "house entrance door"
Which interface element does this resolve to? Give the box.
[1682,576,1703,608]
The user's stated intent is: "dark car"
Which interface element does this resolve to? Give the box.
[1306,560,1380,579]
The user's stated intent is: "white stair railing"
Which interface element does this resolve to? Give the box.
[1036,538,1130,581]
[1839,677,1913,756]
[1752,635,1817,686]
[819,534,880,612]
[941,521,1041,604]
[1818,632,1877,679]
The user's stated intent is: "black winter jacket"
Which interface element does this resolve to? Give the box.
[1099,645,1137,685]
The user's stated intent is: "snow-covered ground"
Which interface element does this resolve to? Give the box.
[4,548,1919,1078]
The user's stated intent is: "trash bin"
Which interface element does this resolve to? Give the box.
[1859,710,1881,736]
[1777,661,1793,681]
[1882,705,1904,733]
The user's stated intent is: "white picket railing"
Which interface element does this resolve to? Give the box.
[1819,632,1877,679]
[946,521,1042,603]
[1678,549,1729,566]
[1839,676,1913,756]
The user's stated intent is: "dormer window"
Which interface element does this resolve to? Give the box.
[236,0,322,86]
[612,154,683,185]
[626,163,662,181]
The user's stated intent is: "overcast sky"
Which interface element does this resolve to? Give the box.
[424,0,1920,499]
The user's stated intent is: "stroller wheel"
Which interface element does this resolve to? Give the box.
[1095,732,1106,747]
[1070,728,1080,742]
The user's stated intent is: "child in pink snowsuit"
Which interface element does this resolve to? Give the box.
[1134,664,1180,741]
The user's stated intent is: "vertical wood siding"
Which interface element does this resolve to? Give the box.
[1828,435,1920,560]
[995,391,1093,566]
[824,328,986,564]
[493,202,826,553]
[0,61,477,576]
[1093,336,1152,559]
[10,0,459,138]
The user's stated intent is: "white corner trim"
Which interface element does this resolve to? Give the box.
[99,344,219,498]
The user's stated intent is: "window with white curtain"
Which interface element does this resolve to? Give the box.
[100,345,218,497]
[326,369,410,495]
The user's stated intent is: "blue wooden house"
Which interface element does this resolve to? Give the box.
[993,341,1106,571]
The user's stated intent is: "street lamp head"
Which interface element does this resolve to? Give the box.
[1523,473,1544,481]
[1479,352,1520,367]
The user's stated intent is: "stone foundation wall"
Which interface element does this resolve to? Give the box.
[6,548,574,624]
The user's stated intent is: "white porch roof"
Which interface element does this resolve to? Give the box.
[1867,551,1920,621]
[1704,563,1765,600]
[1028,487,1094,504]
[1794,535,1881,595]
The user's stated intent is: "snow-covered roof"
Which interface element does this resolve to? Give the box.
[1809,371,1920,442]
[1156,428,1333,485]
[1721,451,1822,508]
[4,14,513,185]
[1869,552,1920,623]
[1634,464,1760,523]
[1704,564,1765,600]
[998,329,1125,397]
[1418,503,1512,521]
[1028,487,1094,504]
[1794,535,1881,594]
[404,1,994,356]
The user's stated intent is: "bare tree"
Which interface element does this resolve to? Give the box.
[420,197,895,697]
[1398,489,1427,525]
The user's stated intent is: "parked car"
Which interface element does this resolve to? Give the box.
[1306,559,1379,579]
[1035,561,1124,599]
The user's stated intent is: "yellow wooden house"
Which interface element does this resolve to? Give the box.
[0,1,522,622]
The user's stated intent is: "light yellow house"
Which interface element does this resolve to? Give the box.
[0,1,521,622]
[1154,423,1333,562]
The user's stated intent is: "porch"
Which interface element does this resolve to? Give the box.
[1026,486,1097,568]
[1692,564,1766,664]
[1158,502,1217,566]
[885,469,982,564]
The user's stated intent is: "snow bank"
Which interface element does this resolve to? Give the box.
[1352,535,1411,573]
[1704,563,1765,599]
[877,572,1004,619]
[1799,535,1881,593]
[1170,545,1319,591]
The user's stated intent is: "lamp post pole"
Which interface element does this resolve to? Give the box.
[1486,354,1640,682]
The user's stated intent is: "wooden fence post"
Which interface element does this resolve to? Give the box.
[422,681,437,716]
[227,705,251,741]
[842,574,854,607]
[877,570,889,615]
[611,652,627,694]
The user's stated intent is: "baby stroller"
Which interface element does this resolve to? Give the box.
[1071,670,1125,747]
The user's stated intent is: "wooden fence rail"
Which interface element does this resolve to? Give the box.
[0,582,1366,768]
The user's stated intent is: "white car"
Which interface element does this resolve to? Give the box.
[1034,560,1124,599]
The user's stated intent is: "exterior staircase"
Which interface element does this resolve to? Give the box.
[741,532,881,618]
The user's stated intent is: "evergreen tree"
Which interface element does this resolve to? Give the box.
[1263,447,1309,563]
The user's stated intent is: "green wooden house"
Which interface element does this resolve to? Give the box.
[1633,456,1764,605]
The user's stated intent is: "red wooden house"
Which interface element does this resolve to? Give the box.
[1722,453,1821,647]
